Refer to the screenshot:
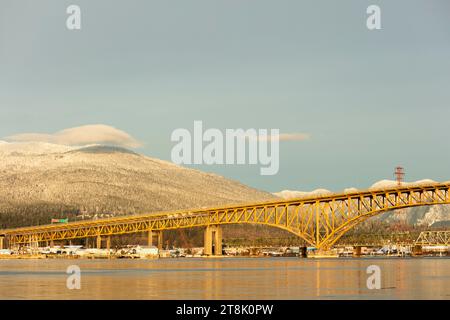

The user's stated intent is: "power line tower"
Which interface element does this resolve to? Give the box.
[393,166,407,220]
[394,166,405,186]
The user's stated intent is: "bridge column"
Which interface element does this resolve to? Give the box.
[29,235,39,253]
[96,235,102,249]
[204,225,222,256]
[9,237,14,251]
[148,230,163,250]
[300,246,307,258]
[0,236,4,250]
[214,226,222,256]
[158,231,163,250]
[413,245,423,256]
[106,236,111,255]
[204,227,212,256]
[353,246,362,257]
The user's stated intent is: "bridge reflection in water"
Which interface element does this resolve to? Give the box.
[1,182,449,253]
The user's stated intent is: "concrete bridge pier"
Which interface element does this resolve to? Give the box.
[148,230,163,250]
[92,236,112,256]
[204,225,222,256]
[44,240,54,248]
[106,236,111,252]
[300,246,307,258]
[29,235,39,253]
[413,245,423,256]
[96,235,102,249]
[95,235,112,250]
[353,246,362,257]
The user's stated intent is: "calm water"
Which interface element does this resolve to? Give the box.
[1,257,449,300]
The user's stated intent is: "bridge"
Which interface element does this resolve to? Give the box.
[415,230,450,246]
[0,182,449,254]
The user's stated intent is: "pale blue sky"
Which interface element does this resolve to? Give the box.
[1,0,450,192]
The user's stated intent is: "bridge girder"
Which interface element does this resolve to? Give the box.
[415,230,450,246]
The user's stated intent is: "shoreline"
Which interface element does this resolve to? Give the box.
[1,254,448,260]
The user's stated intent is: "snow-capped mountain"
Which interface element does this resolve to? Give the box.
[0,142,275,228]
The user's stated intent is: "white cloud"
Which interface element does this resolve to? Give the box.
[4,124,142,148]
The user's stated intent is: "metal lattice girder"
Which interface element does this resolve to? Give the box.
[415,231,450,246]
[1,182,449,249]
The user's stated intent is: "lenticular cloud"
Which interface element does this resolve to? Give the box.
[5,124,142,148]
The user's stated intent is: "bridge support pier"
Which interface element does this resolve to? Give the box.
[353,246,362,257]
[300,246,307,258]
[29,235,39,253]
[96,235,102,249]
[413,245,423,256]
[148,230,163,250]
[0,236,4,250]
[204,225,222,256]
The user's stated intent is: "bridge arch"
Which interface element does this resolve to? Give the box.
[318,202,450,249]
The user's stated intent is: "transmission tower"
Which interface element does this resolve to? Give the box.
[394,166,407,218]
[394,166,405,186]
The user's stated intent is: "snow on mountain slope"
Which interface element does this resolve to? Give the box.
[369,179,437,190]
[0,141,79,155]
[273,189,332,199]
[0,142,275,227]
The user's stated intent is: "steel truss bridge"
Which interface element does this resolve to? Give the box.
[0,182,449,251]
[336,231,450,247]
[415,230,450,246]
[336,231,417,247]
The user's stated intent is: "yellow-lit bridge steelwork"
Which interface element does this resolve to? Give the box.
[415,230,450,246]
[1,182,449,252]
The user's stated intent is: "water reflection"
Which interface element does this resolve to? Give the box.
[0,257,449,299]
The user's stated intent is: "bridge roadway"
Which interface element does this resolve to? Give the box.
[0,182,449,253]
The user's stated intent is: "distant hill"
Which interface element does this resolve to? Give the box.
[0,142,276,229]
